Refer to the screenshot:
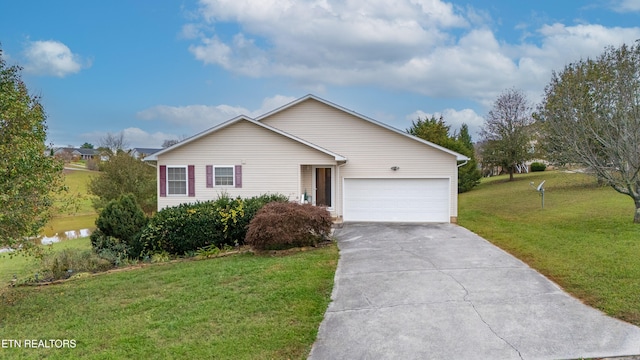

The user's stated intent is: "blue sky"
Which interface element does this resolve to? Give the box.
[2,0,640,148]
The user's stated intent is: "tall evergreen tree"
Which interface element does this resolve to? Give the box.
[407,116,481,193]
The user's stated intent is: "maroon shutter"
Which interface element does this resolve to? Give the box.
[188,165,195,197]
[159,165,167,197]
[206,165,213,188]
[235,165,242,188]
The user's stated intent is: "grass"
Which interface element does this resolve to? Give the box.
[1,166,338,358]
[0,245,338,359]
[44,169,98,236]
[459,170,640,325]
[0,238,93,287]
[1,168,97,289]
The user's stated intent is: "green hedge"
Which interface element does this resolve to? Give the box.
[531,162,547,172]
[138,194,288,256]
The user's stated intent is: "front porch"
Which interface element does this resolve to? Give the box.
[299,164,337,213]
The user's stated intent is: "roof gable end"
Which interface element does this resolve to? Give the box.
[144,115,346,162]
[256,94,468,161]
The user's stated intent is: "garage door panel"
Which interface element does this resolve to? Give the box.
[344,178,449,222]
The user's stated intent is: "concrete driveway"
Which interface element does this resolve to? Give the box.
[308,223,640,360]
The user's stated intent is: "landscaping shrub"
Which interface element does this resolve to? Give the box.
[531,162,547,172]
[86,158,100,171]
[37,249,113,282]
[245,202,332,251]
[234,193,289,240]
[91,193,148,262]
[138,194,288,256]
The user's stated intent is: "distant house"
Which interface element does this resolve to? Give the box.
[53,147,80,160]
[131,148,162,159]
[53,147,100,161]
[76,148,100,160]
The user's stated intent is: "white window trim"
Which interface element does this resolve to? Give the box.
[214,165,235,187]
[167,165,188,196]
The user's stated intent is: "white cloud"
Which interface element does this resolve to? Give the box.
[136,95,297,130]
[81,128,177,149]
[188,0,467,78]
[23,40,89,77]
[180,23,204,39]
[406,107,484,137]
[185,1,640,106]
[611,0,640,12]
[137,104,246,130]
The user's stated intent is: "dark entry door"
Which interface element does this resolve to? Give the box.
[315,168,332,207]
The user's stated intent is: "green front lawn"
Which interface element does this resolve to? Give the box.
[459,170,640,324]
[0,245,338,359]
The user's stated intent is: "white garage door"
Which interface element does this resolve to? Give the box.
[343,178,450,222]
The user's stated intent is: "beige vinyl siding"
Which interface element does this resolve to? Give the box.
[156,120,336,210]
[261,99,459,219]
[300,165,313,202]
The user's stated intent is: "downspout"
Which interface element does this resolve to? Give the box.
[336,159,348,222]
[457,160,468,168]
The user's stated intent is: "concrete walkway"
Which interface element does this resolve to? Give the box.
[309,223,640,360]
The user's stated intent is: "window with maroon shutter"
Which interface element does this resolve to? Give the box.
[235,165,242,188]
[166,166,187,195]
[214,166,234,186]
[159,165,167,197]
[206,165,213,188]
[188,165,195,197]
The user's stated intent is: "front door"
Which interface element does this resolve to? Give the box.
[315,167,332,207]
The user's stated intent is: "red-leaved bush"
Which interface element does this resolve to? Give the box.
[245,202,332,250]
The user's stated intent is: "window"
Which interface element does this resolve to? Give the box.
[215,166,234,186]
[167,167,187,195]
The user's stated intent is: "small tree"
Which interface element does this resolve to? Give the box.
[80,142,94,149]
[100,132,128,156]
[0,48,65,252]
[455,124,482,193]
[162,139,180,148]
[480,88,534,181]
[91,194,148,262]
[88,152,156,214]
[539,41,640,223]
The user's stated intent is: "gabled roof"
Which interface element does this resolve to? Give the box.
[76,148,100,155]
[54,147,98,155]
[132,148,162,155]
[144,116,347,162]
[256,94,469,161]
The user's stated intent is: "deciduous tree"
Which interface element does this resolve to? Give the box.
[0,48,65,251]
[538,41,640,223]
[162,139,180,148]
[99,132,128,156]
[88,152,156,214]
[480,88,534,181]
